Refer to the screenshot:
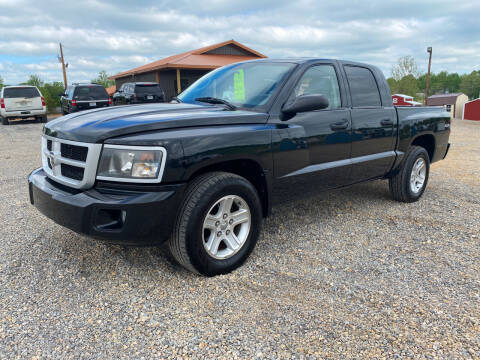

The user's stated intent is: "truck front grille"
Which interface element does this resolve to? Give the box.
[61,143,88,162]
[41,135,102,189]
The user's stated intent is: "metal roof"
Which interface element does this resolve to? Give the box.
[427,93,464,106]
[110,40,267,79]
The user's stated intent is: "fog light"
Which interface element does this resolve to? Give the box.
[94,209,126,231]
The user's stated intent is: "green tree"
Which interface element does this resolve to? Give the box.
[24,74,44,88]
[391,56,420,81]
[460,71,480,99]
[0,75,3,89]
[386,77,399,94]
[91,70,114,88]
[40,82,65,112]
[397,75,420,99]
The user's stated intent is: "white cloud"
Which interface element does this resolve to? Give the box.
[0,0,479,84]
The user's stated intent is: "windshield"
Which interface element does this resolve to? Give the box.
[4,87,40,98]
[73,86,108,100]
[178,62,296,109]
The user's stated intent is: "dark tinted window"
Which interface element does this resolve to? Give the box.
[344,66,381,107]
[135,84,164,96]
[73,86,108,100]
[4,87,40,98]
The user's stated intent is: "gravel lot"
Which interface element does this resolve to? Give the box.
[0,118,479,359]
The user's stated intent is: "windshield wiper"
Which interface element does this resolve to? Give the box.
[195,97,236,110]
[171,96,182,103]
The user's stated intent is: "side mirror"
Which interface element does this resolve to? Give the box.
[282,94,329,118]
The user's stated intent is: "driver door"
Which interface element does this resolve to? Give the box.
[273,63,352,190]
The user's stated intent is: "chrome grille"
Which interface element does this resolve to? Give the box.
[41,135,102,189]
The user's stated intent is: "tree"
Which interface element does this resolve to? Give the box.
[460,71,480,99]
[386,77,399,94]
[91,70,114,88]
[391,56,420,81]
[24,74,44,88]
[0,75,3,89]
[40,82,65,112]
[397,75,420,99]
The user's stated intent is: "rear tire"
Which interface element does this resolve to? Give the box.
[40,115,48,123]
[1,117,9,125]
[389,146,430,202]
[168,172,262,276]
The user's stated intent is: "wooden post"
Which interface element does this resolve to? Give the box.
[425,47,432,105]
[59,43,68,89]
[155,71,160,84]
[176,68,181,94]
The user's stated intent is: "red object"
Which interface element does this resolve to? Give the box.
[463,98,480,121]
[71,99,77,106]
[392,94,421,106]
[108,98,112,105]
[0,98,4,109]
[41,96,45,107]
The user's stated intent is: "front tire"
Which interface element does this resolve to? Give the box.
[389,146,430,202]
[1,116,9,125]
[168,172,262,276]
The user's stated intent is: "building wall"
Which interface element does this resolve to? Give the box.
[115,68,211,102]
[463,99,480,121]
[454,94,468,119]
[203,44,254,56]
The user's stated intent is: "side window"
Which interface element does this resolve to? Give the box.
[344,66,382,107]
[290,65,341,109]
[119,84,125,92]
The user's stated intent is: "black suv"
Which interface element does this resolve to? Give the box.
[112,82,165,105]
[60,84,111,115]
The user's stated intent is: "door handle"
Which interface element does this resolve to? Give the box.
[381,118,394,126]
[330,120,349,131]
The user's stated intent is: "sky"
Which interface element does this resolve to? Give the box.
[0,0,479,85]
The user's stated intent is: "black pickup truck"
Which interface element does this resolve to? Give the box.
[29,59,450,276]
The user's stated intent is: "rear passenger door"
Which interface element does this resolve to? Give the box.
[343,65,396,181]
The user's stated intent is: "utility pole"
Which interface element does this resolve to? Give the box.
[59,43,68,89]
[425,47,432,105]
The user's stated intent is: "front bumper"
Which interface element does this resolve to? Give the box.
[28,168,186,245]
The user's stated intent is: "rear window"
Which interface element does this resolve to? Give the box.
[135,84,164,96]
[3,87,40,98]
[73,86,108,100]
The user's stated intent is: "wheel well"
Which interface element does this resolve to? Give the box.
[411,134,435,161]
[188,160,269,217]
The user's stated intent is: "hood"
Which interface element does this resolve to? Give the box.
[44,103,268,143]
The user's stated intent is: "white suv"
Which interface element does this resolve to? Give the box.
[0,86,47,125]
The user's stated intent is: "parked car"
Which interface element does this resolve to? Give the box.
[0,86,47,125]
[60,83,111,115]
[112,82,165,105]
[29,59,450,276]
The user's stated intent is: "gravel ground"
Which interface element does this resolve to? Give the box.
[0,118,479,359]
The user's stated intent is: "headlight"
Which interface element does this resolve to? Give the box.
[96,145,166,183]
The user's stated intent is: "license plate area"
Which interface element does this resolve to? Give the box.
[147,96,153,100]
[89,102,96,107]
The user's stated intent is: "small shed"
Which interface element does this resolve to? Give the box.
[110,40,266,101]
[427,93,468,119]
[463,98,480,121]
[392,94,421,106]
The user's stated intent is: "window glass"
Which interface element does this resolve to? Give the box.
[290,65,341,109]
[73,86,108,100]
[344,66,382,107]
[3,87,40,98]
[135,84,164,97]
[178,62,296,109]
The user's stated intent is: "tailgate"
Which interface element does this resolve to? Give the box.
[5,97,43,111]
